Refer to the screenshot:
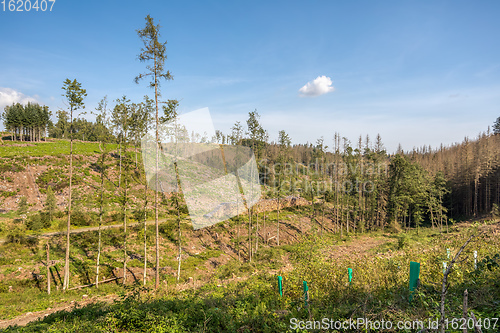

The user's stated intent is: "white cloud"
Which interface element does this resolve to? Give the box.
[0,87,39,112]
[298,76,335,97]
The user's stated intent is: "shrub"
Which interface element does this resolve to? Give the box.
[35,168,67,190]
[26,214,43,231]
[397,234,408,250]
[39,211,51,228]
[491,203,500,219]
[0,162,25,173]
[71,210,92,226]
[54,210,65,218]
[132,206,154,221]
[159,221,177,242]
[6,224,37,245]
[0,190,17,198]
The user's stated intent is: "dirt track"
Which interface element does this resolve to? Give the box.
[0,294,118,330]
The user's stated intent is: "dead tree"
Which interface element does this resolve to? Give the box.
[439,233,478,333]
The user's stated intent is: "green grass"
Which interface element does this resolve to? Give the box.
[2,229,498,332]
[0,191,498,332]
[0,283,122,321]
[0,139,118,157]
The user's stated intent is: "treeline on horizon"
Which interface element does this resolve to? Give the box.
[2,99,500,228]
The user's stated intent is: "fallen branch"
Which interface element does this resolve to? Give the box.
[469,312,483,333]
[67,277,122,291]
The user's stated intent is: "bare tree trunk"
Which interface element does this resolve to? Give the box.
[176,194,181,283]
[255,212,259,252]
[321,202,324,237]
[123,178,128,285]
[440,234,477,333]
[430,206,435,230]
[346,209,349,233]
[63,109,74,291]
[237,200,240,262]
[474,176,479,217]
[439,194,443,233]
[263,212,266,245]
[118,140,122,188]
[135,141,138,168]
[143,182,148,286]
[277,196,280,246]
[154,52,160,290]
[96,150,105,288]
[248,207,252,261]
[46,242,50,295]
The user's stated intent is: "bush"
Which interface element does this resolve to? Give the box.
[110,211,124,223]
[132,206,155,221]
[0,162,25,173]
[0,190,17,198]
[397,234,408,250]
[159,221,177,242]
[71,210,92,226]
[54,210,65,218]
[491,203,500,218]
[6,224,37,245]
[26,214,43,231]
[39,211,51,228]
[35,168,67,190]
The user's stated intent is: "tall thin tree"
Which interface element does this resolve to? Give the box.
[93,96,110,288]
[61,78,87,290]
[135,15,173,289]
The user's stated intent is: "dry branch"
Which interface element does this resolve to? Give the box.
[67,277,122,291]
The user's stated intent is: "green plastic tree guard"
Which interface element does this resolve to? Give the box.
[278,276,283,297]
[303,281,309,306]
[348,268,353,284]
[409,261,420,302]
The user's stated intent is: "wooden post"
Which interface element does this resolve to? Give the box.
[47,242,50,295]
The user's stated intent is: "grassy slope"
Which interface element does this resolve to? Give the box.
[0,138,121,157]
[0,138,499,331]
[1,219,499,332]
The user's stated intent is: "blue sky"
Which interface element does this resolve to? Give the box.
[1,0,499,152]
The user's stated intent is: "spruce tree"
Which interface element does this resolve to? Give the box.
[135,15,173,289]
